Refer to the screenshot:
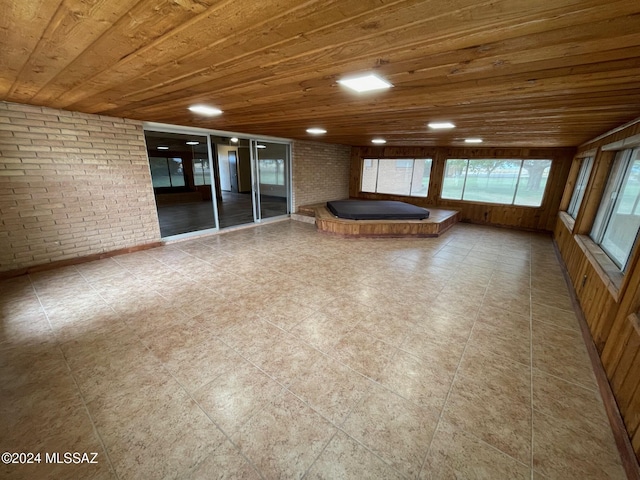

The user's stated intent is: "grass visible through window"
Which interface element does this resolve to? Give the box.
[442,159,551,207]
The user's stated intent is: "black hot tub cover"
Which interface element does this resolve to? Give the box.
[326,200,430,220]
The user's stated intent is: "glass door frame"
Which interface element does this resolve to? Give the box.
[143,123,219,239]
[206,135,220,230]
[144,121,292,236]
[250,139,292,223]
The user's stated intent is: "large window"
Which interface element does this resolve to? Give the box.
[590,148,640,270]
[441,159,552,207]
[361,158,432,197]
[567,156,594,219]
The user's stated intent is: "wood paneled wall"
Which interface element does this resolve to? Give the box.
[350,138,640,464]
[554,117,640,465]
[349,146,575,231]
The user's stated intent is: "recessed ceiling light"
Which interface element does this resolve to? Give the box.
[230,137,239,143]
[465,138,483,144]
[371,138,386,144]
[338,74,393,93]
[157,146,169,150]
[306,128,327,134]
[428,122,456,129]
[185,141,199,145]
[257,144,266,149]
[188,105,223,116]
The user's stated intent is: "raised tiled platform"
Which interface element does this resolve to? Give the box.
[299,203,460,237]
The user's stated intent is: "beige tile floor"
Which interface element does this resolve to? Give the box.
[0,220,627,479]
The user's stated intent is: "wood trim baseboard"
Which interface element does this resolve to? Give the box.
[553,239,640,480]
[0,242,163,281]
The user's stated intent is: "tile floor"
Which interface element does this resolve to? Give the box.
[0,220,627,479]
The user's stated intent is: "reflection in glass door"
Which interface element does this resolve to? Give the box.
[252,141,291,220]
[144,130,216,237]
[145,128,291,236]
[213,136,255,228]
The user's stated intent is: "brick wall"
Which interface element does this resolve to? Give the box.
[0,101,161,272]
[291,140,351,210]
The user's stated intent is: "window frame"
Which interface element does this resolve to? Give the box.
[567,155,594,219]
[440,158,552,207]
[360,158,433,198]
[590,147,640,271]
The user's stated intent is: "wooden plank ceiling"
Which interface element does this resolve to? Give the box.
[2,0,640,147]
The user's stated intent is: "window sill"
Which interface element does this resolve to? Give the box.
[558,211,575,232]
[575,234,623,300]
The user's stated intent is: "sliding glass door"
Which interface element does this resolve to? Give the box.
[145,124,291,238]
[211,136,255,229]
[145,130,217,237]
[252,140,291,220]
